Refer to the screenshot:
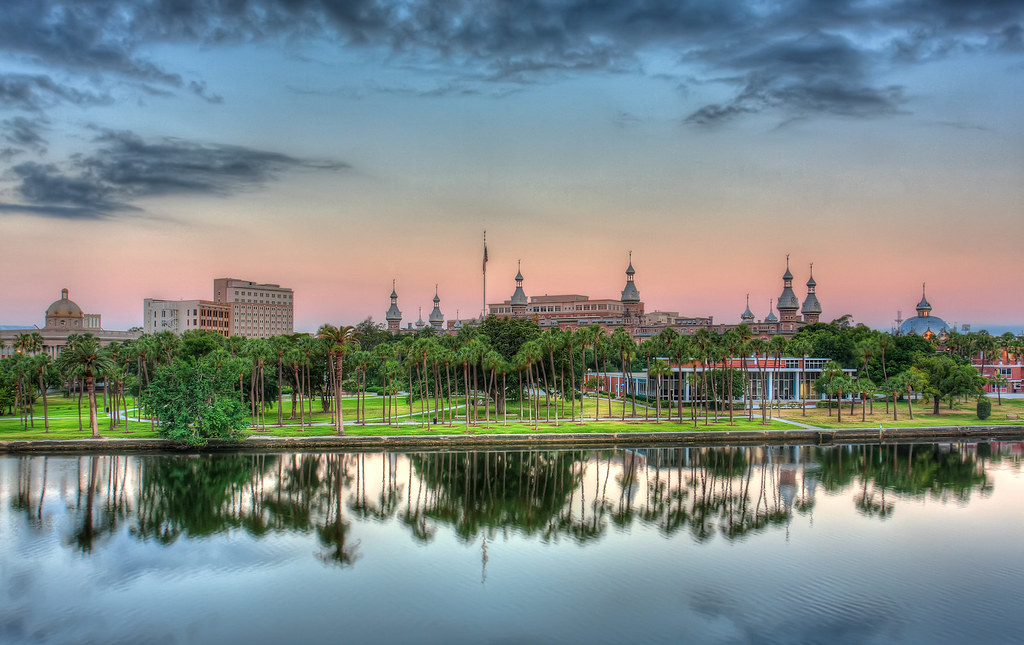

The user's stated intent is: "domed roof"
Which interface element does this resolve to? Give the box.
[386,302,402,321]
[621,254,640,303]
[801,293,822,315]
[900,315,948,337]
[46,288,83,318]
[511,263,528,306]
[510,287,528,306]
[741,294,755,321]
[621,282,640,303]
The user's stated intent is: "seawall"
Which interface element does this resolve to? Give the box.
[2,425,1024,454]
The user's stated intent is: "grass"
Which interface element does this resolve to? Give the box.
[2,393,1019,442]
[785,396,1024,429]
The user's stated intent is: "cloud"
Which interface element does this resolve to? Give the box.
[0,74,110,111]
[1,116,48,152]
[685,31,909,124]
[0,1,1021,122]
[0,129,347,219]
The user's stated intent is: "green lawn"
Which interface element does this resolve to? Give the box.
[789,396,1024,429]
[2,393,1019,442]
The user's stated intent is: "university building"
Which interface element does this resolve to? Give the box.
[602,357,854,404]
[142,278,294,339]
[143,299,231,336]
[0,288,141,358]
[481,254,821,340]
[213,278,294,338]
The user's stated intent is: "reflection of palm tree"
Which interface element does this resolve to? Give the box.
[318,454,361,567]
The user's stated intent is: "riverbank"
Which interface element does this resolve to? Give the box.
[3,424,1024,453]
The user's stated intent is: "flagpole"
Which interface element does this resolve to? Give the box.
[482,230,487,321]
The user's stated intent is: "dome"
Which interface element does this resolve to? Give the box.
[510,287,528,306]
[621,282,640,303]
[741,294,755,322]
[801,294,822,315]
[900,315,948,337]
[46,288,83,318]
[765,310,779,323]
[777,287,799,310]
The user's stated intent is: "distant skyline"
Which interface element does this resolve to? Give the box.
[1,1,1022,332]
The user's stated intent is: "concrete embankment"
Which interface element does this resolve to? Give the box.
[2,426,1024,454]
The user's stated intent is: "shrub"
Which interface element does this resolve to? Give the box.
[976,397,992,420]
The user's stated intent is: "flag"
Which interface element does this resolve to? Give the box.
[482,234,488,273]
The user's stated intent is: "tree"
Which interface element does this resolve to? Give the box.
[648,359,671,424]
[789,337,814,417]
[317,325,361,435]
[917,354,986,415]
[142,355,250,445]
[669,335,691,424]
[56,335,112,438]
[814,361,845,421]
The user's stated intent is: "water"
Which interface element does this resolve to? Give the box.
[1,443,1022,644]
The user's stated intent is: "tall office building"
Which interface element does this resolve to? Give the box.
[213,278,294,338]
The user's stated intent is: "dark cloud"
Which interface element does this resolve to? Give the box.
[0,74,110,111]
[0,129,347,220]
[685,31,908,124]
[0,1,1021,121]
[1,117,48,152]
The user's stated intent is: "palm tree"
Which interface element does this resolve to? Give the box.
[747,337,768,425]
[32,353,52,432]
[269,335,290,426]
[316,325,361,435]
[669,336,691,424]
[574,326,594,422]
[768,335,787,418]
[789,337,814,417]
[588,324,606,421]
[815,360,845,422]
[482,350,503,426]
[56,336,112,438]
[648,359,671,424]
[903,368,926,419]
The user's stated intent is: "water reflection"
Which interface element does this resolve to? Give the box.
[3,442,1017,561]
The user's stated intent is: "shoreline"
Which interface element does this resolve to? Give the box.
[2,425,1023,453]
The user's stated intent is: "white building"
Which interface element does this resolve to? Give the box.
[142,299,231,336]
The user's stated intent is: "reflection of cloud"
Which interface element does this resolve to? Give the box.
[0,129,347,220]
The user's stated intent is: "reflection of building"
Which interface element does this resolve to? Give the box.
[0,288,141,358]
[898,284,949,338]
[212,278,294,338]
[143,299,231,337]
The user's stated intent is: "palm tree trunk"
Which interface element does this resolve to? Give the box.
[86,372,100,438]
[446,362,453,426]
[39,369,49,433]
[334,355,345,435]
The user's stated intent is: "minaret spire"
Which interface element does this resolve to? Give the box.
[386,278,402,333]
[801,262,822,323]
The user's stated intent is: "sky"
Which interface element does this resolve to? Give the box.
[1,0,1022,333]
